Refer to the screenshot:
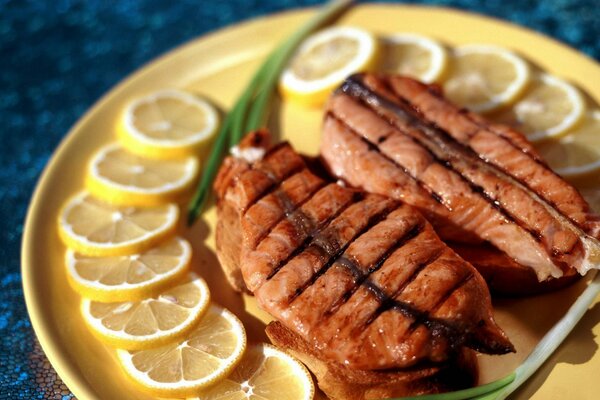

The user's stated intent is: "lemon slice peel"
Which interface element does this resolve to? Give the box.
[82,274,210,350]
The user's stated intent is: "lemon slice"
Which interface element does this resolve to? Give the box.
[380,33,448,83]
[509,73,585,142]
[443,44,530,113]
[119,89,219,160]
[86,143,199,206]
[117,305,246,397]
[82,274,210,350]
[66,236,191,302]
[58,192,179,257]
[536,110,600,177]
[190,343,314,400]
[280,26,379,107]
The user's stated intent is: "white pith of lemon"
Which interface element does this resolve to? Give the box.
[443,44,531,113]
[66,236,191,302]
[58,191,179,257]
[280,26,379,107]
[82,274,210,350]
[119,89,219,159]
[510,73,586,142]
[190,343,314,400]
[380,33,448,83]
[86,143,199,206]
[535,110,600,177]
[117,305,246,396]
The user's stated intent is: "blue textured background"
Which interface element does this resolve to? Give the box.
[1,0,598,398]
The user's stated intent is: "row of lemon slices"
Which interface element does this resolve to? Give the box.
[56,91,314,398]
[279,26,600,180]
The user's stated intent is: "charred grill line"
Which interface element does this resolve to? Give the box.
[357,279,475,354]
[338,83,570,255]
[363,249,444,327]
[326,220,425,316]
[376,78,584,257]
[250,177,328,250]
[325,111,444,206]
[390,301,462,351]
[330,110,524,236]
[422,84,542,162]
[287,202,400,303]
[241,163,306,213]
[376,75,590,236]
[264,188,361,282]
[407,272,475,334]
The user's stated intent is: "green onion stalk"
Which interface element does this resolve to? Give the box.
[187,0,353,225]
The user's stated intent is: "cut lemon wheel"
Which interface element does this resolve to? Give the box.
[86,143,199,206]
[509,73,585,142]
[280,26,379,107]
[66,236,191,302]
[190,343,314,400]
[536,110,600,177]
[58,191,179,257]
[380,33,448,83]
[118,89,219,160]
[117,305,246,397]
[82,274,210,350]
[443,44,530,113]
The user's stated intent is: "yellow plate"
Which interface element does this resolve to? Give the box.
[22,4,600,400]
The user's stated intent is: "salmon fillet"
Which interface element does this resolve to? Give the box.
[215,131,513,371]
[321,73,600,283]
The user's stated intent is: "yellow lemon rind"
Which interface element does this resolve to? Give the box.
[65,237,192,302]
[523,73,586,143]
[57,192,179,257]
[81,275,211,350]
[189,343,315,400]
[116,305,247,397]
[538,110,600,178]
[85,143,200,207]
[381,33,448,83]
[119,90,219,160]
[450,44,531,113]
[280,26,380,108]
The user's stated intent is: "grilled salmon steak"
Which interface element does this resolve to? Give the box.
[215,131,513,372]
[321,73,600,288]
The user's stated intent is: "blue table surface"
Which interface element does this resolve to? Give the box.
[1,0,599,398]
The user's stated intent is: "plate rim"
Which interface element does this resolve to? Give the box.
[21,3,600,400]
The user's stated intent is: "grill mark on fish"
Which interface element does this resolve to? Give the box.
[356,281,473,354]
[218,131,515,369]
[384,75,600,238]
[287,203,399,303]
[326,221,425,315]
[377,77,589,259]
[264,189,361,282]
[423,84,542,161]
[339,79,584,263]
[408,273,475,333]
[325,110,444,206]
[241,162,305,213]
[250,176,328,250]
[329,111,548,249]
[364,249,445,326]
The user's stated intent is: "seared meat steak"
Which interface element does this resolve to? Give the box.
[321,74,600,291]
[215,131,512,372]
